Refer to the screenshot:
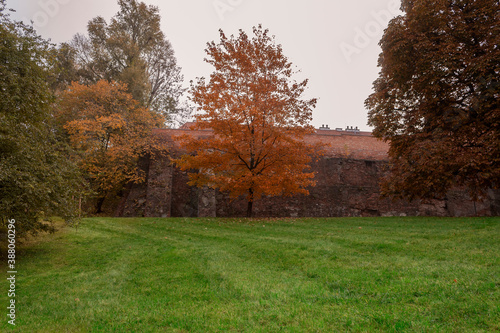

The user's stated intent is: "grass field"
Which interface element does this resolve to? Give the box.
[1,217,499,332]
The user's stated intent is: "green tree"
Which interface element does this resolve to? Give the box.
[47,42,82,93]
[0,1,82,236]
[366,0,500,201]
[67,0,186,124]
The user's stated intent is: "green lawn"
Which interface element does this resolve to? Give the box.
[1,217,499,332]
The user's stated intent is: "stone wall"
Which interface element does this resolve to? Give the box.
[118,128,500,218]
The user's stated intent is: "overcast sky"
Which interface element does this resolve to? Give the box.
[9,0,402,130]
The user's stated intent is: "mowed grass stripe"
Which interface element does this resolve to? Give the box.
[89,217,500,331]
[1,217,498,332]
[158,226,351,330]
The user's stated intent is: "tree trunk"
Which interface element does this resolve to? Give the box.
[246,188,254,218]
[95,196,106,214]
[246,200,253,218]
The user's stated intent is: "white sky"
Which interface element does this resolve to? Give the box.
[9,0,402,131]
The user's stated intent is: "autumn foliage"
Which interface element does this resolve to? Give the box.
[65,0,186,124]
[366,0,500,201]
[57,80,166,212]
[174,26,322,217]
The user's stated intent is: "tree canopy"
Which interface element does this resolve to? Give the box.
[56,80,166,213]
[0,1,81,236]
[64,0,186,124]
[366,0,500,201]
[175,26,322,217]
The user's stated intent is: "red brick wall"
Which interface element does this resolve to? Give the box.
[153,128,389,160]
[118,128,499,217]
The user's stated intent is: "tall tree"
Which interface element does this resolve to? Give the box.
[0,1,81,236]
[56,80,166,213]
[175,26,322,217]
[68,0,185,123]
[47,42,84,93]
[366,0,500,201]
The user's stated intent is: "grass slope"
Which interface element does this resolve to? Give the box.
[1,217,499,332]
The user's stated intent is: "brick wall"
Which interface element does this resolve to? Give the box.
[118,128,500,217]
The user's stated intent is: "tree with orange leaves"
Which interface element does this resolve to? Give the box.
[57,80,166,213]
[174,25,322,217]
